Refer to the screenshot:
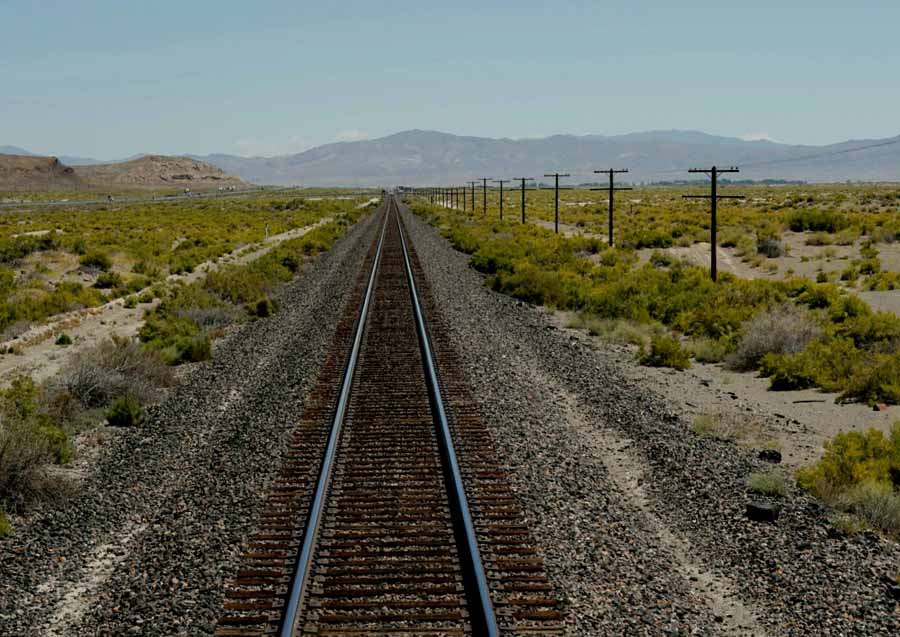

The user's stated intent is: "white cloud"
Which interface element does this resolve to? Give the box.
[335,129,370,142]
[234,135,311,157]
[740,132,777,142]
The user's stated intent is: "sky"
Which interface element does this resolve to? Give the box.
[2,1,899,159]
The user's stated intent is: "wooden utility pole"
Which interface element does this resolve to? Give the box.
[492,179,510,220]
[480,178,492,216]
[543,172,571,234]
[591,169,632,247]
[514,178,534,224]
[467,181,478,213]
[683,166,744,281]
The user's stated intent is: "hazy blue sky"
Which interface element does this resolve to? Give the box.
[2,1,898,158]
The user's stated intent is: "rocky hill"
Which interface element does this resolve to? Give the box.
[76,155,246,189]
[0,154,83,191]
[0,153,246,191]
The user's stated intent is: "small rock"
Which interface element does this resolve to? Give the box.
[746,500,781,523]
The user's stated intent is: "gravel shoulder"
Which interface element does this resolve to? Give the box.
[400,204,900,636]
[0,210,381,636]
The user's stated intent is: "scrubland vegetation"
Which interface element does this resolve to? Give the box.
[0,193,361,341]
[0,193,372,528]
[411,185,900,405]
[412,186,900,536]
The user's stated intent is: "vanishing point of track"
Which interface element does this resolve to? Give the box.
[216,197,562,636]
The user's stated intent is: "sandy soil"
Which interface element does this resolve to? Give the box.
[0,217,333,386]
[551,310,896,469]
[637,231,900,287]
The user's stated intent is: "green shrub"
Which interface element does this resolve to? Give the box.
[55,333,73,346]
[797,424,900,495]
[93,271,123,289]
[747,471,788,497]
[0,510,9,537]
[640,335,691,370]
[105,395,144,427]
[79,250,112,271]
[686,336,729,363]
[249,297,276,318]
[0,377,72,505]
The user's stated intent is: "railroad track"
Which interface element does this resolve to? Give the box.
[216,196,562,636]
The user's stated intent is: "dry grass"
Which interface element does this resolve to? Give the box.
[726,303,822,372]
[747,471,789,497]
[690,411,780,450]
[58,336,174,408]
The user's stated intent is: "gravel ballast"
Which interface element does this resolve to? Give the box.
[399,203,900,636]
[0,210,381,636]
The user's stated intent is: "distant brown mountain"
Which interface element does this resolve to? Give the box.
[0,153,246,191]
[76,155,247,189]
[0,154,83,191]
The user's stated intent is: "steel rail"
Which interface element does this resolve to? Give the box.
[277,203,390,637]
[395,200,500,636]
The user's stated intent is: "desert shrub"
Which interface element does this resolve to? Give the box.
[79,250,112,271]
[726,304,821,371]
[175,333,212,363]
[757,237,783,258]
[174,305,242,330]
[0,509,9,537]
[686,336,730,363]
[841,266,860,283]
[805,232,833,246]
[249,297,276,318]
[60,336,173,408]
[93,271,123,289]
[567,314,658,348]
[798,425,900,494]
[839,354,900,405]
[649,251,675,267]
[0,377,71,506]
[640,335,691,370]
[747,471,788,497]
[55,333,72,346]
[788,209,849,233]
[798,425,900,535]
[105,395,144,427]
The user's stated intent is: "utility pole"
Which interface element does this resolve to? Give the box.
[683,166,744,281]
[514,178,534,224]
[543,172,571,234]
[492,179,509,220]
[591,169,632,247]
[467,181,478,213]
[480,178,492,216]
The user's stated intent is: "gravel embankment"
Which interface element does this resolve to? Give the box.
[400,204,900,637]
[0,210,381,636]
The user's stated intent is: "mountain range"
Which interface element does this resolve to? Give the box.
[6,129,900,186]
